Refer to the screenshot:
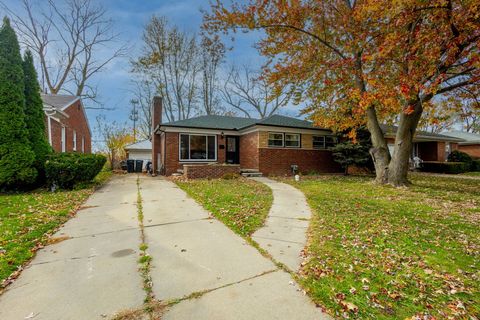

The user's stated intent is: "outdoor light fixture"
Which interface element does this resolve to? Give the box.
[221,131,225,139]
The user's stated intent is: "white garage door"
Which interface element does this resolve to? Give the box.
[128,150,152,161]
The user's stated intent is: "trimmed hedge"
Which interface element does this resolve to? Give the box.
[447,150,472,163]
[472,160,480,172]
[420,161,471,174]
[45,153,106,189]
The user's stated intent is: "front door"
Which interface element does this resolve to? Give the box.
[226,136,240,164]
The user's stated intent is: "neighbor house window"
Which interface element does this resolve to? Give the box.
[313,135,337,149]
[313,136,325,149]
[268,132,284,147]
[285,133,300,148]
[73,130,77,151]
[325,136,337,148]
[179,134,216,161]
[61,127,66,152]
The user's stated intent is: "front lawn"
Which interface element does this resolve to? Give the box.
[0,170,111,287]
[282,175,479,319]
[461,171,480,177]
[175,177,273,237]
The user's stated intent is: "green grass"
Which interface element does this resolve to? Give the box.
[280,174,479,319]
[176,178,273,237]
[0,170,112,285]
[461,171,480,177]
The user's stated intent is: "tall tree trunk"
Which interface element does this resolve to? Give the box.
[387,100,423,186]
[366,106,390,184]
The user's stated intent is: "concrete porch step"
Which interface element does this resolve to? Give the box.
[240,168,260,173]
[241,172,263,177]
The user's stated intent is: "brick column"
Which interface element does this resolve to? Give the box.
[151,97,162,173]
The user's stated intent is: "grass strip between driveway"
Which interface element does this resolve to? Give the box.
[175,177,273,237]
[280,174,479,319]
[0,170,112,289]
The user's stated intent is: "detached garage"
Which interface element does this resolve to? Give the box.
[125,140,152,163]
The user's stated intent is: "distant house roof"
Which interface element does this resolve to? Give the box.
[41,93,91,135]
[443,131,480,145]
[381,124,464,142]
[160,114,327,131]
[125,140,152,150]
[41,94,80,110]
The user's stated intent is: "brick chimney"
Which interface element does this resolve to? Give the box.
[151,96,162,174]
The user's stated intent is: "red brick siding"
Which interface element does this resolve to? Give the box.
[44,100,91,153]
[240,132,259,169]
[217,136,226,164]
[459,144,480,158]
[164,132,180,175]
[63,101,91,153]
[258,148,342,175]
[183,164,240,179]
[49,117,63,152]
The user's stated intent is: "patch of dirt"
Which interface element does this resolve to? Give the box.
[110,300,167,320]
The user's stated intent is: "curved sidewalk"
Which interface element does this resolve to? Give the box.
[251,177,312,271]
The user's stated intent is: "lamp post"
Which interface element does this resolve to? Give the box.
[129,99,139,143]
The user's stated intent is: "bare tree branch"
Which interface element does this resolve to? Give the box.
[1,0,128,108]
[220,64,290,118]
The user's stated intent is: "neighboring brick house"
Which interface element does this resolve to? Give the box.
[444,131,480,158]
[42,94,92,153]
[382,125,464,162]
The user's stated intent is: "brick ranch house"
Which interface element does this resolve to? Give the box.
[149,98,465,178]
[443,131,480,159]
[41,94,92,153]
[382,125,464,162]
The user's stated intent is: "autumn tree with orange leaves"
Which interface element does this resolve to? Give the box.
[204,0,480,186]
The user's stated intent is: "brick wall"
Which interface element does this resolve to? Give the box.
[258,148,342,175]
[49,117,63,152]
[183,164,240,179]
[437,142,446,162]
[240,132,259,169]
[44,100,91,154]
[64,100,91,153]
[459,144,480,158]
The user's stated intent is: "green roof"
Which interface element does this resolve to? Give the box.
[161,114,326,131]
[381,125,464,142]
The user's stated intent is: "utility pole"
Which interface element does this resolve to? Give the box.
[129,99,139,143]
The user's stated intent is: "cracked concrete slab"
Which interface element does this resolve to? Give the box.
[0,175,144,320]
[163,270,329,320]
[250,177,311,271]
[146,219,275,299]
[140,178,209,226]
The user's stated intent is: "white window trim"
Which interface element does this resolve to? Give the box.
[61,127,66,152]
[73,130,77,151]
[179,133,217,162]
[284,133,301,148]
[312,135,326,149]
[267,132,285,147]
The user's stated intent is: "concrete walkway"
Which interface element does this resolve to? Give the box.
[139,176,329,320]
[0,175,144,320]
[251,177,311,271]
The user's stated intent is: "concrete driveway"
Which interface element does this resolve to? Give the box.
[0,175,330,320]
